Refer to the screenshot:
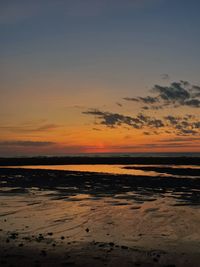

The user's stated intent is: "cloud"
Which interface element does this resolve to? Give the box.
[161,74,170,80]
[83,108,200,136]
[164,115,180,125]
[191,85,200,97]
[159,137,200,143]
[194,122,200,129]
[124,80,200,109]
[92,128,102,131]
[139,96,158,104]
[83,109,141,128]
[123,96,159,104]
[141,105,163,110]
[0,123,60,133]
[123,97,139,102]
[114,141,199,150]
[83,80,200,139]
[153,82,190,103]
[142,142,198,149]
[116,102,123,107]
[152,81,200,108]
[184,99,200,108]
[0,141,56,147]
[83,109,164,130]
[34,124,60,131]
[164,115,200,136]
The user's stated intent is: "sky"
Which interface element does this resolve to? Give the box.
[1,0,200,156]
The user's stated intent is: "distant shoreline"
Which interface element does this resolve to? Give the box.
[0,156,200,166]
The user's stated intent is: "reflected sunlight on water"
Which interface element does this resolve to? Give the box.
[1,189,200,253]
[2,164,158,176]
[3,164,200,178]
[0,164,200,263]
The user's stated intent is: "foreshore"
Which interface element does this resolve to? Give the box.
[0,163,200,267]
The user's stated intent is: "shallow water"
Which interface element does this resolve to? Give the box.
[0,167,200,248]
[0,166,200,267]
[2,164,158,176]
[3,164,200,178]
[1,186,200,253]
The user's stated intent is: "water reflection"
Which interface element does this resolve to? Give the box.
[1,167,200,262]
[2,164,159,176]
[0,167,200,206]
[3,164,200,178]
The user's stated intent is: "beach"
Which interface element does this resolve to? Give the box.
[2,0,200,265]
[0,157,200,267]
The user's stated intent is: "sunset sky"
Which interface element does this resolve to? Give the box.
[1,0,200,156]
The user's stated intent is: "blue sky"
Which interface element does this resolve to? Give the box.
[1,0,200,88]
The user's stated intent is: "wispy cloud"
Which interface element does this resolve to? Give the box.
[110,141,200,150]
[83,108,200,136]
[0,141,56,147]
[124,96,158,104]
[0,123,60,133]
[161,73,170,80]
[159,137,200,143]
[83,109,164,129]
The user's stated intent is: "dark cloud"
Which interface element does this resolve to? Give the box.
[0,141,56,147]
[92,128,102,131]
[177,129,198,135]
[123,97,139,102]
[141,105,163,110]
[139,96,158,104]
[191,85,200,96]
[84,80,200,138]
[84,108,200,136]
[148,118,164,128]
[137,114,164,128]
[164,115,200,136]
[152,81,200,108]
[153,82,190,103]
[124,96,158,104]
[184,99,200,108]
[116,102,123,107]
[164,115,179,125]
[194,122,200,129]
[83,109,142,128]
[124,80,200,109]
[83,109,164,130]
[143,132,151,135]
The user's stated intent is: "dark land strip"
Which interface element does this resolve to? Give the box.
[0,156,200,166]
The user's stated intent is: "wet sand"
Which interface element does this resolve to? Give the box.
[0,166,200,267]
